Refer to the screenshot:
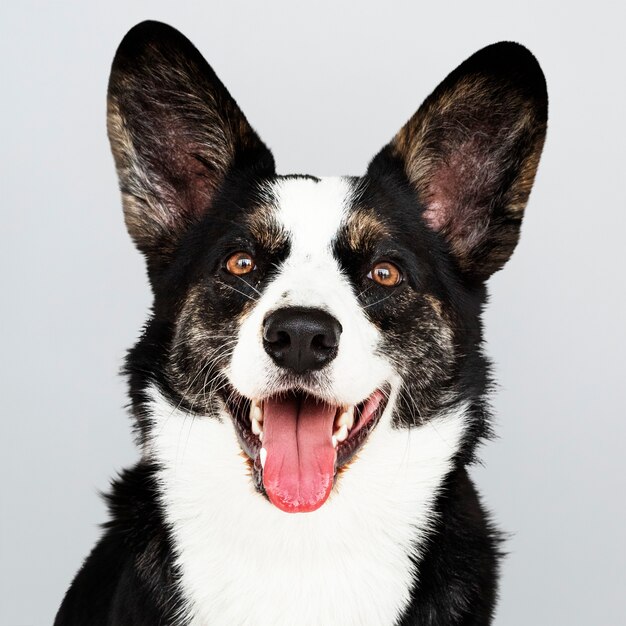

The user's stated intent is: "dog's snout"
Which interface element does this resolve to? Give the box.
[263,307,342,374]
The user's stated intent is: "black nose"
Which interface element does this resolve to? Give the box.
[263,307,342,374]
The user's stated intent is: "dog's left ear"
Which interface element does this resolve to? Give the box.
[369,42,548,282]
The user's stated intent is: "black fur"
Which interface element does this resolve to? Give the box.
[399,469,502,626]
[56,21,547,625]
[55,463,182,625]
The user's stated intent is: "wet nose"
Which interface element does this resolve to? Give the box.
[263,307,342,374]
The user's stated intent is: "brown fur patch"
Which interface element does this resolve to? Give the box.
[343,208,388,251]
[245,207,290,254]
[241,451,254,476]
[424,294,444,319]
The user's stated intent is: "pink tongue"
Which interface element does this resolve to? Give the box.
[261,395,337,513]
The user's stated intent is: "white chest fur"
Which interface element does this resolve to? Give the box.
[147,389,466,626]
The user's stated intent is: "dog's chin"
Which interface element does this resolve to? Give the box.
[221,383,389,513]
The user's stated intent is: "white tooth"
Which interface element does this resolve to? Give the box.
[332,435,338,448]
[336,406,355,430]
[335,424,349,443]
[250,400,263,424]
[251,417,263,437]
[260,447,267,469]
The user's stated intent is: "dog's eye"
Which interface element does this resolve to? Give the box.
[226,252,256,276]
[367,261,402,287]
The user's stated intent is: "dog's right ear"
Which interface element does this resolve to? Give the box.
[107,21,274,271]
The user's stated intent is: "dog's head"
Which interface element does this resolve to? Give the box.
[108,22,547,513]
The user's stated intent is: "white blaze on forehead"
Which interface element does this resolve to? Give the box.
[272,176,352,256]
[267,176,356,310]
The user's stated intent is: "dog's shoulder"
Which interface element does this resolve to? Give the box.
[55,463,182,625]
[399,468,502,625]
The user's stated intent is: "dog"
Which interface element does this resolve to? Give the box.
[55,20,547,626]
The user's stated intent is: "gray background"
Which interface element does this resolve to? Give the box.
[1,1,624,624]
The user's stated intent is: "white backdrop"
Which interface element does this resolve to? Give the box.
[1,1,624,624]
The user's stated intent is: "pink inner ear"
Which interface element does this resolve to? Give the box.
[421,136,496,240]
[423,196,449,232]
[422,162,458,233]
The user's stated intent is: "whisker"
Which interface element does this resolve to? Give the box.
[355,283,375,300]
[362,293,394,309]
[235,274,262,297]
[221,283,259,303]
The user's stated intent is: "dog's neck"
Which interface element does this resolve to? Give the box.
[146,386,467,626]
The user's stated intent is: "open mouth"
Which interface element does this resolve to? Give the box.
[224,387,389,513]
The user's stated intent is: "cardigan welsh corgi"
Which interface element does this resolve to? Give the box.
[56,21,547,626]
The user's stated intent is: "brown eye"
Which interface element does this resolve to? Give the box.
[226,252,256,276]
[367,261,402,287]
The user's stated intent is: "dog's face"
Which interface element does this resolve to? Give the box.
[108,22,547,513]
